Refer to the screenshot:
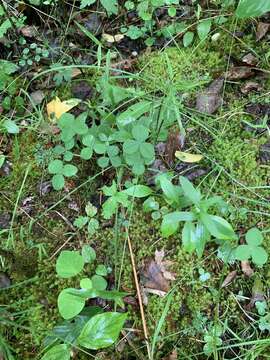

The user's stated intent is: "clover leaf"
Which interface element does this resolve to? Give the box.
[123,124,154,175]
[58,112,88,143]
[48,159,78,190]
[235,228,268,266]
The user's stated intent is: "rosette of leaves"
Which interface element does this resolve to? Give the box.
[123,124,155,175]
[156,174,237,257]
[235,228,268,266]
[48,159,78,190]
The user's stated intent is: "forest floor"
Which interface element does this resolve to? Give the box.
[1,1,270,359]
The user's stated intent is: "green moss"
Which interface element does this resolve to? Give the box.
[138,46,225,93]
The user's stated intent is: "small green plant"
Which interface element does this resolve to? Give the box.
[74,202,99,235]
[235,228,268,267]
[48,159,78,190]
[151,173,237,257]
[42,245,127,359]
[203,324,223,356]
[18,39,49,67]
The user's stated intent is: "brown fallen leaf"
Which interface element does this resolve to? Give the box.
[241,81,262,94]
[221,270,237,288]
[141,250,175,296]
[225,66,255,81]
[241,260,254,277]
[256,22,270,41]
[196,77,224,114]
[242,53,258,66]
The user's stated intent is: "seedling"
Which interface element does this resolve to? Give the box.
[48,159,78,190]
[74,202,99,235]
[235,228,268,266]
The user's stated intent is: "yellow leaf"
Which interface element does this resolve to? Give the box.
[102,33,125,43]
[175,151,203,163]
[46,97,81,121]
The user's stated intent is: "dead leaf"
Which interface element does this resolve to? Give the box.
[20,25,38,38]
[71,68,82,78]
[256,22,270,41]
[225,66,255,81]
[241,81,262,94]
[241,260,254,277]
[221,270,237,288]
[175,151,203,163]
[102,33,124,43]
[164,129,184,164]
[196,78,224,114]
[242,53,258,66]
[141,250,175,296]
[46,97,81,120]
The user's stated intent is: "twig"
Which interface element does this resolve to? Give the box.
[126,230,151,358]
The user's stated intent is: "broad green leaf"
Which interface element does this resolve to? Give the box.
[91,275,107,290]
[41,344,70,360]
[74,216,88,229]
[236,0,270,19]
[183,31,194,47]
[58,288,86,319]
[246,228,263,246]
[200,214,236,240]
[161,211,195,237]
[88,218,99,235]
[252,247,268,266]
[102,181,117,196]
[78,312,127,349]
[80,278,93,289]
[197,19,212,41]
[235,244,250,261]
[182,221,196,253]
[52,174,65,190]
[139,142,155,160]
[117,101,152,126]
[143,197,159,212]
[123,185,152,198]
[123,139,139,154]
[48,159,63,174]
[180,176,201,204]
[158,174,182,205]
[80,147,93,160]
[56,250,84,278]
[82,245,96,263]
[63,164,78,177]
[98,156,110,168]
[100,0,118,15]
[3,119,19,134]
[132,125,149,142]
[0,60,18,75]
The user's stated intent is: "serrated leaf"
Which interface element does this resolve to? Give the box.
[78,312,127,349]
[100,0,118,15]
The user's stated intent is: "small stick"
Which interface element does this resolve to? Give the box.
[126,230,151,358]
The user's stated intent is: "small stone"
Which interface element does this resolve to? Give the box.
[0,161,12,177]
[242,53,258,66]
[38,181,52,196]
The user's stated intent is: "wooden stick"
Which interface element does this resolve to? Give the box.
[126,231,151,358]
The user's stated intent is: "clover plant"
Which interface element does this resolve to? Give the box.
[48,159,77,190]
[74,202,99,235]
[235,228,268,266]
